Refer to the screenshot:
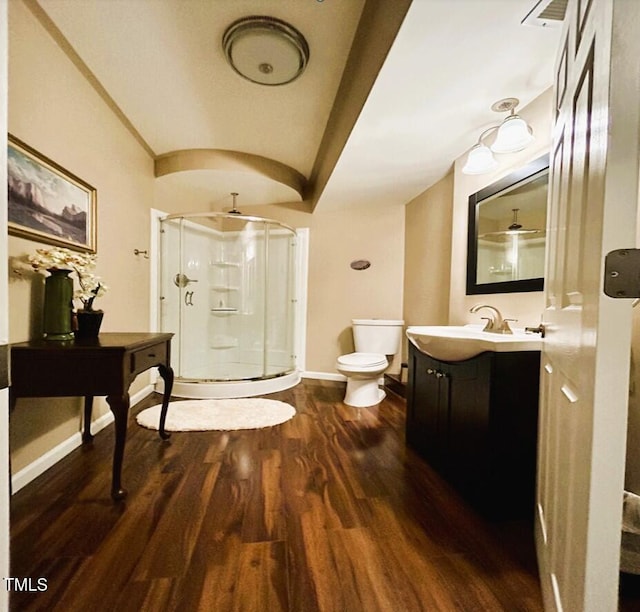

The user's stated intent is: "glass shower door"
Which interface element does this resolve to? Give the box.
[160,216,207,379]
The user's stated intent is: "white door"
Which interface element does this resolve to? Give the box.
[536,0,640,610]
[0,2,11,610]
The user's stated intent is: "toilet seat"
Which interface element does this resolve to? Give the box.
[337,352,387,371]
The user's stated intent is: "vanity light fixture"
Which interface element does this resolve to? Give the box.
[222,16,310,86]
[490,98,535,153]
[462,97,535,175]
[462,127,500,175]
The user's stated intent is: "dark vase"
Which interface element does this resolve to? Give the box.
[75,310,104,339]
[43,268,74,341]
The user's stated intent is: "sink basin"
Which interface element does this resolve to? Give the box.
[406,324,543,362]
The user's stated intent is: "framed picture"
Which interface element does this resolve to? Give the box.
[7,134,96,252]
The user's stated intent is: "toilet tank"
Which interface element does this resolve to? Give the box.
[352,319,404,355]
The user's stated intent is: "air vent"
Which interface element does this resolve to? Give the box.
[521,0,568,27]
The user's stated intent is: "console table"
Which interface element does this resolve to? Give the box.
[10,332,174,500]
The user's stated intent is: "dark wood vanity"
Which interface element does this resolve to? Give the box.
[406,341,540,519]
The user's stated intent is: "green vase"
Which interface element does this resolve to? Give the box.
[43,268,74,341]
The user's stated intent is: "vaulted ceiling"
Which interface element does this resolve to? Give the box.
[29,0,562,213]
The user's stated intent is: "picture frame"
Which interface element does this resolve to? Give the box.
[7,134,96,252]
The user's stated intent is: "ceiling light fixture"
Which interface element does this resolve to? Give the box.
[462,98,535,175]
[222,16,310,86]
[229,192,242,214]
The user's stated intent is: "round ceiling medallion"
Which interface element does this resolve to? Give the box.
[222,16,310,86]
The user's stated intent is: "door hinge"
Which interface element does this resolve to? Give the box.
[604,249,640,298]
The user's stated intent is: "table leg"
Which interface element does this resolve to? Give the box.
[82,396,94,443]
[157,364,174,440]
[106,392,130,501]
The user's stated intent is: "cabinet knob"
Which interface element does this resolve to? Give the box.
[436,371,444,378]
[427,368,435,375]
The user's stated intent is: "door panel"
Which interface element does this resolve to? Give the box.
[537,1,640,610]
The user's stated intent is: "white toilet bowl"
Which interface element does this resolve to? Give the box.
[336,352,389,407]
[335,319,403,407]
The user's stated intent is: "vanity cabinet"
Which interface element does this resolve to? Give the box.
[406,342,540,519]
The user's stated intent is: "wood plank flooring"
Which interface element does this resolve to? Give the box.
[9,379,546,611]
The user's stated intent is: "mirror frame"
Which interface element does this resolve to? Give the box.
[466,154,549,295]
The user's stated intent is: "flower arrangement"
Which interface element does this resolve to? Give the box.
[29,247,108,312]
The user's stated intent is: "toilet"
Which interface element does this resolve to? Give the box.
[336,319,404,407]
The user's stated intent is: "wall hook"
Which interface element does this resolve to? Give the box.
[134,249,149,259]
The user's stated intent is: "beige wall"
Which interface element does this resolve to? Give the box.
[403,171,453,333]
[449,88,554,329]
[8,1,154,473]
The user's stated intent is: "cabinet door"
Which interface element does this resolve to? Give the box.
[490,351,540,516]
[407,346,539,519]
[445,355,491,497]
[406,347,446,469]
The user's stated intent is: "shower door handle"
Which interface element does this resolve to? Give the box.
[184,291,194,306]
[174,273,198,288]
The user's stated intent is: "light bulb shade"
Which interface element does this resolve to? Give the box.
[490,115,534,153]
[462,143,499,175]
[223,16,309,86]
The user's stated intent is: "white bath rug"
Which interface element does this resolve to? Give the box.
[136,398,296,432]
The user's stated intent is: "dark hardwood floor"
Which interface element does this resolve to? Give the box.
[10,379,546,611]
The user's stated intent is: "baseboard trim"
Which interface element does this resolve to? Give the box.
[11,384,154,494]
[301,371,346,382]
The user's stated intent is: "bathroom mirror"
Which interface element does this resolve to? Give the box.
[466,154,549,295]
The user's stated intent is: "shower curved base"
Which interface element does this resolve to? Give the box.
[155,370,300,399]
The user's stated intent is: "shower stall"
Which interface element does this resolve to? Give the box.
[158,212,301,398]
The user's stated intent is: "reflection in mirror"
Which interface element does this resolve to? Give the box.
[467,155,549,294]
[477,175,547,283]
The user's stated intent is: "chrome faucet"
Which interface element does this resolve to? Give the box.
[469,304,514,334]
